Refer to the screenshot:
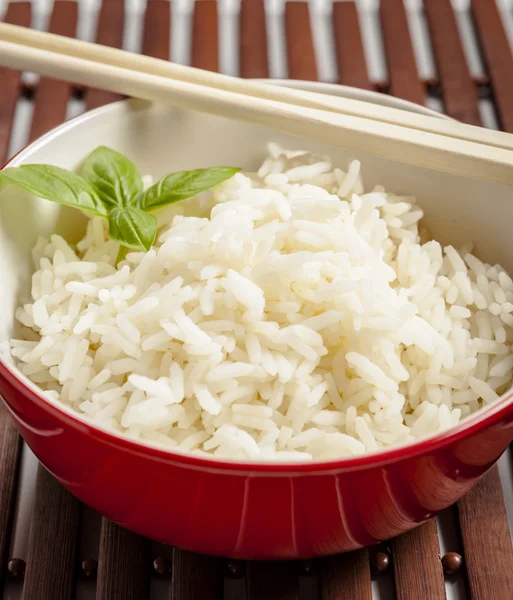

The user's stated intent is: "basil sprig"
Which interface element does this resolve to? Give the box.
[0,146,239,255]
[141,167,241,211]
[81,146,143,210]
[108,206,157,253]
[0,165,108,217]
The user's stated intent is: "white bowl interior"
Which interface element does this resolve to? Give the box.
[1,86,512,407]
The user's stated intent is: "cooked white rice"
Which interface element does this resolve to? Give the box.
[10,144,513,461]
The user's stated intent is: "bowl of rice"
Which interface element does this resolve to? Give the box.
[1,83,513,559]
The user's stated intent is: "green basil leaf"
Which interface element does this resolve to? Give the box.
[81,146,142,209]
[108,206,157,252]
[141,167,240,211]
[0,164,108,217]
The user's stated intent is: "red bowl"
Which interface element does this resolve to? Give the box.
[2,86,513,559]
[2,357,513,559]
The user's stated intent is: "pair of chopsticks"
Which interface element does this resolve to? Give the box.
[1,22,513,186]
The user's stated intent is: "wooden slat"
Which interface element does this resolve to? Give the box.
[246,562,299,600]
[191,0,218,72]
[85,0,125,111]
[0,2,31,164]
[471,0,513,132]
[391,519,445,600]
[20,3,84,597]
[170,550,223,600]
[420,6,513,593]
[170,13,226,592]
[450,4,513,570]
[319,550,372,600]
[458,467,513,599]
[142,0,171,61]
[97,520,151,600]
[0,410,22,593]
[93,9,167,595]
[29,1,78,142]
[380,0,424,105]
[88,0,153,582]
[0,1,31,592]
[424,0,480,125]
[240,0,269,79]
[332,1,371,89]
[22,468,81,600]
[284,2,318,81]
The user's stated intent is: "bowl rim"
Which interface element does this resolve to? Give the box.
[1,81,513,474]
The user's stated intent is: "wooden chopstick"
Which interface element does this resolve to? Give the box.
[1,27,513,187]
[1,22,512,154]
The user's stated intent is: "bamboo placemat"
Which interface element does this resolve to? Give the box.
[0,1,513,598]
